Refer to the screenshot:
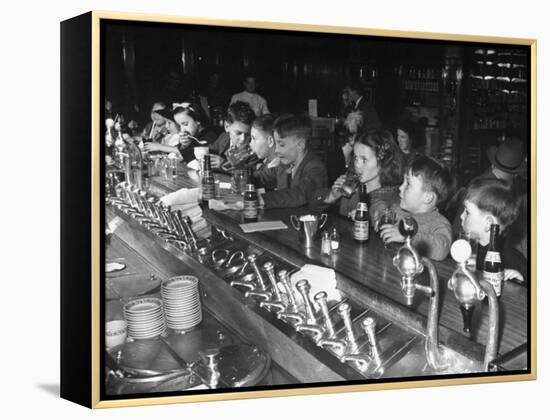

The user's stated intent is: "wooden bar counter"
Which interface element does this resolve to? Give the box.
[148,166,529,360]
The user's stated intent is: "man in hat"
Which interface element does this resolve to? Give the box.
[481,138,526,182]
[450,139,526,231]
[450,138,528,275]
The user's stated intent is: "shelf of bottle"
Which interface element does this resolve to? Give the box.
[402,86,441,93]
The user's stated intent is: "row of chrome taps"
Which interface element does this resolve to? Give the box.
[108,182,200,253]
[225,252,383,375]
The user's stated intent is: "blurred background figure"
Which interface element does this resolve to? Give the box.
[230,74,270,117]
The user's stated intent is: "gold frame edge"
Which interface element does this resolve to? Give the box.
[87,9,538,409]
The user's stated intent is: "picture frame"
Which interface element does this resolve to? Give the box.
[60,10,537,409]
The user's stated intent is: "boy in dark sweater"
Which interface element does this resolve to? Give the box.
[380,156,453,261]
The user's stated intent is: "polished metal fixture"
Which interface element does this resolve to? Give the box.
[448,239,499,370]
[392,216,448,371]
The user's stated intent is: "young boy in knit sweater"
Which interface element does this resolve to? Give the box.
[380,156,453,261]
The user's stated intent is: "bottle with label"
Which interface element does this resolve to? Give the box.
[483,224,504,297]
[201,154,215,202]
[353,184,369,243]
[243,183,259,222]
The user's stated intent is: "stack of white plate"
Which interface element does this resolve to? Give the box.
[123,297,166,339]
[161,275,202,331]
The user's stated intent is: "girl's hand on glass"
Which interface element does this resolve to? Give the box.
[325,175,346,203]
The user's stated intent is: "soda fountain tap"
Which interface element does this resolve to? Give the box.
[392,217,434,304]
[362,317,383,372]
[314,292,335,338]
[276,270,305,325]
[169,208,187,242]
[294,280,325,341]
[263,262,283,301]
[259,262,287,313]
[201,349,221,389]
[448,239,500,370]
[244,254,272,301]
[338,302,359,354]
[161,207,177,234]
[182,214,199,250]
[315,293,347,355]
[230,272,257,292]
[278,270,298,312]
[338,304,373,372]
[392,216,448,371]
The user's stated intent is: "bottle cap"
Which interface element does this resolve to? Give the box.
[450,239,472,263]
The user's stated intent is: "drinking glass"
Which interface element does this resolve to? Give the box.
[339,167,361,198]
[170,158,178,179]
[379,208,396,247]
[231,169,247,194]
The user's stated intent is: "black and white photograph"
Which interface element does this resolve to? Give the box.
[91,12,534,404]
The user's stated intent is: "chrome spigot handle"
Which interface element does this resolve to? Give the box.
[362,317,381,365]
[278,270,298,311]
[314,291,336,338]
[201,349,220,389]
[277,311,305,325]
[392,216,428,305]
[178,212,198,250]
[247,254,267,291]
[422,257,449,371]
[317,338,347,357]
[338,302,358,353]
[448,239,487,306]
[295,324,325,342]
[244,290,271,301]
[161,207,176,234]
[147,198,161,222]
[230,280,256,291]
[171,210,188,243]
[263,262,283,301]
[340,354,371,373]
[478,279,500,370]
[259,300,286,312]
[296,279,317,325]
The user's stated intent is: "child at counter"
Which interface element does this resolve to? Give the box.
[209,101,256,169]
[379,156,453,261]
[317,129,403,221]
[249,114,280,192]
[143,104,217,162]
[460,178,525,282]
[257,114,328,209]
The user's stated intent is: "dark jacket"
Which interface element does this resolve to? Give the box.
[252,158,280,192]
[261,151,328,209]
[209,131,230,156]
